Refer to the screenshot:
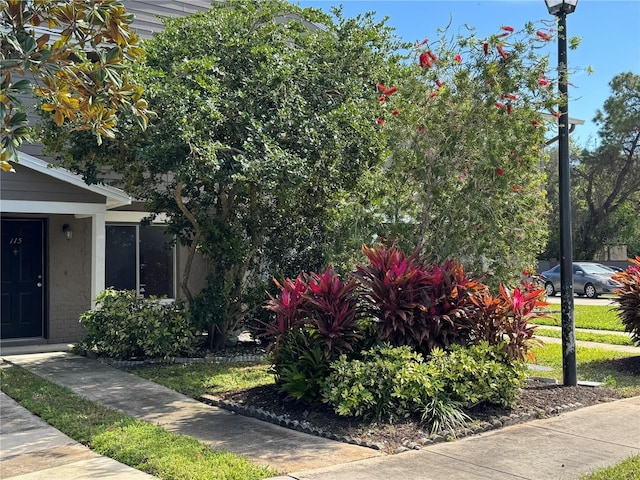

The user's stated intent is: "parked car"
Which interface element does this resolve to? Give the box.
[538,262,622,298]
[604,265,625,272]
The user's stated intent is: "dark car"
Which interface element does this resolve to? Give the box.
[538,262,621,298]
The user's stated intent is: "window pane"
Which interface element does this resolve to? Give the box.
[139,226,174,298]
[105,226,136,291]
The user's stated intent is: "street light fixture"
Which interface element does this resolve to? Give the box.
[545,0,578,386]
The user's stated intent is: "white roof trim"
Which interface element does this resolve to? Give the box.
[16,151,132,210]
[1,200,108,215]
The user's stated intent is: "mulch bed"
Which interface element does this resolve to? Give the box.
[192,345,640,454]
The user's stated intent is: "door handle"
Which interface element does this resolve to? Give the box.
[37,282,43,287]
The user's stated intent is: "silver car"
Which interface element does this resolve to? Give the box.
[539,262,621,298]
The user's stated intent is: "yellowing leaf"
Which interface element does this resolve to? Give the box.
[53,109,64,126]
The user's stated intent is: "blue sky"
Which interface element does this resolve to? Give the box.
[294,0,640,149]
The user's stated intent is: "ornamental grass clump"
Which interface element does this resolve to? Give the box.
[612,257,640,345]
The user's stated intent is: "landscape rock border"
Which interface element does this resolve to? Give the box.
[196,392,585,452]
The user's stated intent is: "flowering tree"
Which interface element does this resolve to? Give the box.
[351,22,564,284]
[0,0,150,171]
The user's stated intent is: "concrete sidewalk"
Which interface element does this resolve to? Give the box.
[270,395,640,479]
[0,387,156,479]
[1,352,380,476]
[2,351,639,480]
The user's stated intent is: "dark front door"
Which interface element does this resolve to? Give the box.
[1,219,45,339]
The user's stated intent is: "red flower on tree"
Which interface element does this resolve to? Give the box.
[427,50,438,62]
[501,25,515,33]
[507,104,513,114]
[483,43,489,55]
[435,79,443,87]
[495,102,505,109]
[419,52,431,68]
[379,95,386,102]
[538,77,549,86]
[454,54,462,63]
[383,86,398,96]
[392,109,399,116]
[536,30,552,41]
[376,118,384,125]
[496,168,505,175]
[512,185,520,192]
[497,45,509,59]
[376,83,386,91]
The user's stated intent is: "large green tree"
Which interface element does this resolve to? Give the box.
[542,72,640,261]
[0,0,150,171]
[572,72,640,260]
[45,0,406,347]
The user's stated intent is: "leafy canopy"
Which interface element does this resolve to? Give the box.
[0,0,150,171]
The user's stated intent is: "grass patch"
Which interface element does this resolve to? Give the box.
[535,327,634,346]
[0,366,275,480]
[580,455,640,479]
[129,362,275,397]
[529,343,640,397]
[535,305,625,332]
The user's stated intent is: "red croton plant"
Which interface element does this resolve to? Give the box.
[264,243,548,362]
[612,257,640,345]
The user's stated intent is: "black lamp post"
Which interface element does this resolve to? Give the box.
[545,0,578,386]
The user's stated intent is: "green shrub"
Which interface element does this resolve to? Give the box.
[270,328,328,402]
[429,343,528,407]
[323,343,526,431]
[77,289,196,360]
[613,257,640,345]
[323,344,429,421]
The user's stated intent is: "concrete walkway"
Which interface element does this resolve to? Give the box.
[2,350,639,480]
[270,395,640,479]
[1,352,380,476]
[0,371,156,479]
[535,334,640,354]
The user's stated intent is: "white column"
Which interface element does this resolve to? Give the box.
[91,212,106,308]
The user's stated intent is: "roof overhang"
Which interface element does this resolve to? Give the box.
[16,151,132,210]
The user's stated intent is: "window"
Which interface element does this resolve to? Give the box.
[105,225,175,298]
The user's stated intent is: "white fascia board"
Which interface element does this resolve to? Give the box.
[105,211,169,223]
[16,151,132,209]
[1,200,107,215]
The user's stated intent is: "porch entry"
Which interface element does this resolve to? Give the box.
[1,219,45,339]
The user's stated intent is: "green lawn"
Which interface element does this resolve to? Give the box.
[534,327,634,346]
[529,343,640,397]
[534,304,625,332]
[580,455,640,479]
[129,362,275,397]
[0,366,275,480]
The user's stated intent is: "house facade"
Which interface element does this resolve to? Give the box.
[1,0,215,346]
